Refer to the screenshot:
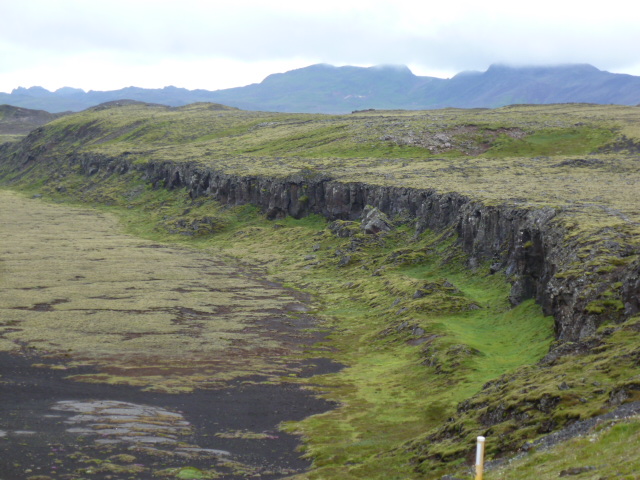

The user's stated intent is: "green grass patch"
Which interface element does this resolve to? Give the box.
[486,126,615,156]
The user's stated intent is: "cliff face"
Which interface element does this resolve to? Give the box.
[70,154,640,343]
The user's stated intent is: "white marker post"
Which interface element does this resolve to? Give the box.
[475,436,486,480]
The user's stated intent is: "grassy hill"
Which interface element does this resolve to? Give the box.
[1,102,639,479]
[11,101,639,211]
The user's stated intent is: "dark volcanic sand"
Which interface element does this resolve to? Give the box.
[0,351,339,479]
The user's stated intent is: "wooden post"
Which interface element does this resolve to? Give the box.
[475,436,485,480]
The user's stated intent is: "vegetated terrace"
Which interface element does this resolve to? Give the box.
[2,101,640,479]
[29,102,640,225]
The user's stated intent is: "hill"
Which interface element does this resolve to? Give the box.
[0,104,68,143]
[1,63,640,113]
[1,102,639,479]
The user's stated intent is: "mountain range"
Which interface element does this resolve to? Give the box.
[2,63,640,114]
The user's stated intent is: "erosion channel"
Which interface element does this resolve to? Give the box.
[0,190,336,479]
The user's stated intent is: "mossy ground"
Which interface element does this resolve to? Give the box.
[7,102,639,247]
[23,174,638,479]
[0,189,321,393]
[2,102,640,478]
[490,414,640,479]
[3,172,558,479]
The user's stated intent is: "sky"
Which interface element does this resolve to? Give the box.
[1,0,639,93]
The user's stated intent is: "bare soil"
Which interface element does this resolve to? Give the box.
[0,351,338,479]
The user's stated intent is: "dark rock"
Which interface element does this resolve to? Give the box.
[360,205,393,234]
[338,255,352,267]
[412,327,426,336]
[329,220,359,238]
[608,380,640,406]
[521,440,535,451]
[536,419,556,433]
[5,145,637,345]
[479,393,560,427]
[541,338,603,365]
[559,466,596,476]
[509,275,537,306]
[413,282,438,298]
[489,262,501,274]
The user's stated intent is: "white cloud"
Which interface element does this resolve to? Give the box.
[1,0,639,92]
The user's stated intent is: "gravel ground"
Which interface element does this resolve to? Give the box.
[0,351,338,480]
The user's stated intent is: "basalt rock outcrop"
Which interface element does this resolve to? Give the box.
[3,147,639,344]
[67,154,639,343]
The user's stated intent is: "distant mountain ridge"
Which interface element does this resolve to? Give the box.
[2,63,639,113]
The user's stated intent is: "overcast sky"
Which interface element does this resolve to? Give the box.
[1,0,639,93]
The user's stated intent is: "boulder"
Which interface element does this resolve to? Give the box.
[360,205,393,235]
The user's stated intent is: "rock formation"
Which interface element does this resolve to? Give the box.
[49,153,638,343]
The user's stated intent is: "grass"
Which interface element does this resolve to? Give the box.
[6,102,639,231]
[486,126,615,156]
[0,134,23,143]
[1,101,640,478]
[2,174,558,478]
[490,405,640,479]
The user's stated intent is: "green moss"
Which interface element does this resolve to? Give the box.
[586,299,625,314]
[0,189,317,392]
[156,467,219,479]
[2,101,640,479]
[3,176,559,478]
[414,314,640,478]
[485,126,615,157]
[491,417,640,479]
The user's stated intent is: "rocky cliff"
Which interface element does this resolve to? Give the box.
[62,153,639,344]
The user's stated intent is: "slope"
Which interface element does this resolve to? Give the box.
[1,102,639,479]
